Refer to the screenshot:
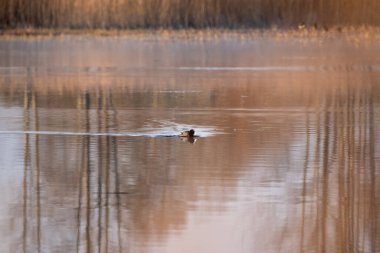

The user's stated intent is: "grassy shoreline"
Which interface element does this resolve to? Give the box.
[0,26,380,43]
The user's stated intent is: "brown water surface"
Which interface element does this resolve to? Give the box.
[0,35,380,253]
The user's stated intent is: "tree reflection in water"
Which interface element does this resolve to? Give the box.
[13,78,378,253]
[0,37,379,253]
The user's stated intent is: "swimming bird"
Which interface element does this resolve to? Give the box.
[180,129,195,138]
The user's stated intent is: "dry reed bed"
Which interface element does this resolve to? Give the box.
[1,26,380,45]
[0,0,380,28]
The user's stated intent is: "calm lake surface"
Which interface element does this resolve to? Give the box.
[0,34,380,253]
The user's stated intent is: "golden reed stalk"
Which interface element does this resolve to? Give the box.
[0,0,379,28]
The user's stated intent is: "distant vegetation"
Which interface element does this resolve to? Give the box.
[0,0,379,29]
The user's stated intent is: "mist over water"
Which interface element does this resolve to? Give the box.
[0,36,380,253]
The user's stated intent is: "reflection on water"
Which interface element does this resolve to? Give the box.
[0,36,380,253]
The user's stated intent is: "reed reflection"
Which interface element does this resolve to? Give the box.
[19,81,127,252]
[297,83,379,253]
[74,91,126,253]
[21,70,42,253]
[12,76,379,252]
[2,33,380,253]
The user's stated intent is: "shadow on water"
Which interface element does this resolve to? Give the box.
[0,37,380,253]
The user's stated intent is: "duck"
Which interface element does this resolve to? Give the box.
[180,129,195,138]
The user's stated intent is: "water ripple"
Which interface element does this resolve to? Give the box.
[0,123,218,138]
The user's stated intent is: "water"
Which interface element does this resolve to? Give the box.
[0,35,380,253]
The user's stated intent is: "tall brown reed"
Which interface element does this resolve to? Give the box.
[0,0,380,28]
